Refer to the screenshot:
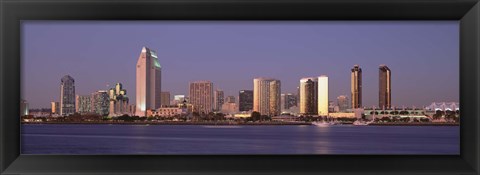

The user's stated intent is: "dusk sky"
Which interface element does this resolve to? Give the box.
[22,21,459,109]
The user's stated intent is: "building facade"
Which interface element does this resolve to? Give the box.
[379,64,392,109]
[337,95,350,112]
[281,93,297,110]
[108,83,129,117]
[189,81,214,114]
[225,96,236,104]
[213,90,224,112]
[60,75,76,116]
[299,77,317,115]
[239,90,253,112]
[91,90,109,116]
[75,95,92,114]
[351,65,362,109]
[318,75,329,116]
[136,47,162,117]
[160,91,170,107]
[253,78,281,116]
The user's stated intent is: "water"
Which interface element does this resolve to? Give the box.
[21,124,459,155]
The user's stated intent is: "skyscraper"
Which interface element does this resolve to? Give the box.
[136,47,161,117]
[299,77,317,115]
[161,91,170,107]
[213,90,224,112]
[91,90,109,116]
[253,78,281,116]
[238,90,253,112]
[189,81,214,114]
[318,75,329,116]
[60,75,75,116]
[108,83,129,116]
[76,95,92,114]
[337,95,350,112]
[351,65,362,109]
[379,64,392,109]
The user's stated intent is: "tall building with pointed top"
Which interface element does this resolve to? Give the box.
[136,47,162,117]
[60,75,75,116]
[351,65,362,109]
[379,64,392,109]
[253,78,281,116]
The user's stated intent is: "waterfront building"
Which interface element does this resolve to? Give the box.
[51,102,60,114]
[60,75,76,116]
[213,90,224,112]
[337,95,350,112]
[136,47,162,117]
[351,65,362,109]
[426,102,460,112]
[91,90,109,116]
[253,78,281,116]
[239,90,253,112]
[148,106,186,117]
[299,77,317,115]
[379,64,392,109]
[161,91,170,107]
[189,81,214,114]
[75,95,92,114]
[20,99,29,116]
[318,75,329,116]
[108,83,129,117]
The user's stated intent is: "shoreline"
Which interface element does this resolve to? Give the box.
[21,121,459,126]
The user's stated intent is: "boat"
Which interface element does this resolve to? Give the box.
[352,120,374,126]
[312,121,336,127]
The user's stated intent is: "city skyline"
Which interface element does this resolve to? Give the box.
[23,21,459,108]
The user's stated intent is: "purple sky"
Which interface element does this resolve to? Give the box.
[22,21,459,109]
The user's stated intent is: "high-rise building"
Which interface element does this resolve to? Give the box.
[20,99,29,116]
[136,47,161,117]
[299,77,317,115]
[337,95,350,112]
[213,90,224,112]
[60,75,75,116]
[75,95,92,114]
[91,90,109,116]
[161,91,170,107]
[225,96,236,103]
[281,93,297,110]
[108,83,129,117]
[189,81,214,114]
[51,102,60,114]
[318,75,329,116]
[379,64,392,109]
[253,78,281,116]
[239,90,253,112]
[351,65,362,109]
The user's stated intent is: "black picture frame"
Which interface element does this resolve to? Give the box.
[1,0,479,174]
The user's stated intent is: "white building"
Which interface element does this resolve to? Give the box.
[136,47,161,117]
[253,78,281,116]
[318,75,329,116]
